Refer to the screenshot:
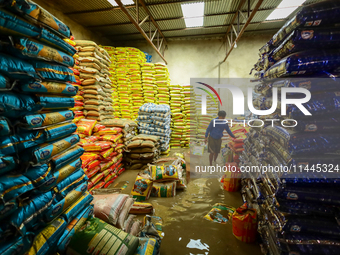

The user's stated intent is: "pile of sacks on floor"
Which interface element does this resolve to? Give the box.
[138,103,171,155]
[125,134,161,170]
[0,1,96,254]
[131,157,186,200]
[73,40,114,122]
[76,119,126,192]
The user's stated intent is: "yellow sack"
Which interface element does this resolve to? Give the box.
[150,165,179,182]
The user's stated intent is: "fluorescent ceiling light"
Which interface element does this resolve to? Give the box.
[107,0,134,7]
[181,2,204,27]
[266,0,306,20]
[185,17,204,27]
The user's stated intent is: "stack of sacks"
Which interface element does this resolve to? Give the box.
[180,84,195,148]
[0,1,96,254]
[91,193,142,237]
[101,45,119,118]
[154,63,170,104]
[197,115,214,143]
[138,103,171,153]
[125,134,161,170]
[169,84,183,148]
[141,62,157,104]
[127,48,146,120]
[76,119,125,191]
[114,47,132,119]
[243,2,340,253]
[227,127,248,164]
[154,67,170,105]
[74,40,114,123]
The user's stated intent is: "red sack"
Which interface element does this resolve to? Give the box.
[104,178,117,188]
[232,203,257,243]
[76,119,97,136]
[223,163,241,192]
[83,141,113,152]
[97,127,122,136]
[74,100,84,107]
[80,153,100,168]
[93,124,106,133]
[86,165,100,179]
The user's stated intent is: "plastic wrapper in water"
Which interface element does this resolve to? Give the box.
[19,81,78,96]
[32,61,75,83]
[37,96,75,110]
[264,49,340,79]
[8,37,74,67]
[50,145,84,170]
[21,134,79,164]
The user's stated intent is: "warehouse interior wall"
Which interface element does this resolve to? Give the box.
[32,0,112,45]
[126,33,272,117]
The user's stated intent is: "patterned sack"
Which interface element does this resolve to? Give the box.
[50,146,84,170]
[19,81,78,96]
[0,156,17,177]
[32,61,76,82]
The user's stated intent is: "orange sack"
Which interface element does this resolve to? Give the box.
[232,203,257,243]
[223,162,241,192]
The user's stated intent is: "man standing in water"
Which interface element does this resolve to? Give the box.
[204,110,237,166]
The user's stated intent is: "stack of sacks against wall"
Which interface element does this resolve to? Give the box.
[76,120,125,192]
[169,85,183,148]
[154,63,170,106]
[141,62,157,105]
[74,40,114,124]
[100,46,119,118]
[114,47,146,120]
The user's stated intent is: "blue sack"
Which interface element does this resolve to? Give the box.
[0,234,33,255]
[0,8,40,38]
[0,168,39,203]
[0,52,38,80]
[57,204,93,253]
[44,182,87,222]
[32,61,75,83]
[0,122,77,156]
[8,37,74,67]
[50,145,84,170]
[38,28,76,56]
[37,159,82,192]
[62,191,93,223]
[27,217,67,255]
[0,92,43,118]
[21,134,79,164]
[19,81,78,96]
[54,170,87,199]
[0,117,11,136]
[21,110,74,129]
[9,191,55,236]
[0,74,11,90]
[37,96,75,110]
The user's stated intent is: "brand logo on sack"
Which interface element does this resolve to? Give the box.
[31,117,42,125]
[200,84,311,116]
[40,150,50,159]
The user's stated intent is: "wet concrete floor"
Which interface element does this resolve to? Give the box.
[114,149,262,255]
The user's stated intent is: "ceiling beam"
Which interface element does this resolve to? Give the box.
[106,19,285,37]
[109,28,278,43]
[85,7,275,28]
[222,0,264,62]
[113,0,167,64]
[64,0,206,15]
[224,0,247,41]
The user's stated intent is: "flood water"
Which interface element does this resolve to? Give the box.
[114,149,263,255]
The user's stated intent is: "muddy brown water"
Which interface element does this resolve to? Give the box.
[113,149,262,255]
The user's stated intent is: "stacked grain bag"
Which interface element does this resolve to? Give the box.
[141,62,157,104]
[0,2,94,254]
[154,63,170,105]
[169,84,183,148]
[180,85,195,148]
[138,103,171,154]
[125,134,161,170]
[76,120,126,191]
[101,46,120,118]
[74,40,114,123]
[242,1,340,253]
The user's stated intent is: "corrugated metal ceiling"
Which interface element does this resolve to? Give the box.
[57,0,331,43]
